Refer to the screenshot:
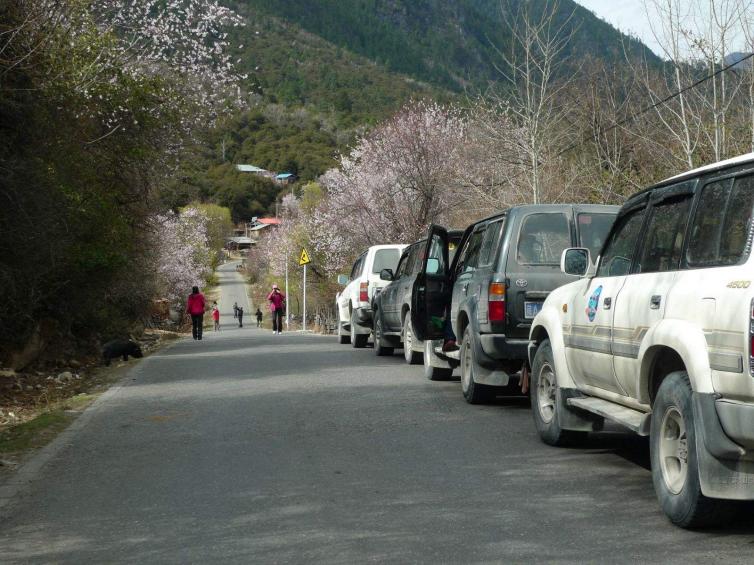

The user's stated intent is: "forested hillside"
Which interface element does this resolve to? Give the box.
[237,0,660,93]
[185,0,661,218]
[229,6,444,124]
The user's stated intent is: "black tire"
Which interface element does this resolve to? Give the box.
[424,340,452,380]
[351,311,368,348]
[530,340,585,446]
[460,326,494,404]
[403,314,422,365]
[650,371,727,528]
[338,311,350,344]
[373,312,394,356]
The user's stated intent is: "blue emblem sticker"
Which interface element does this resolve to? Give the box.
[586,285,603,322]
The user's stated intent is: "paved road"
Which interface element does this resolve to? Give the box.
[1,262,754,563]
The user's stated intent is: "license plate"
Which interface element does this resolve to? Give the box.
[524,301,543,319]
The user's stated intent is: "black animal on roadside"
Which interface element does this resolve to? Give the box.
[102,339,143,366]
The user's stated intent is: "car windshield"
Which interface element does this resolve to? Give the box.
[372,249,401,274]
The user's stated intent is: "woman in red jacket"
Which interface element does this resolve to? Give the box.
[187,286,206,340]
[267,284,286,334]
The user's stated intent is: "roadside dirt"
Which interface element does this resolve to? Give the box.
[0,329,184,475]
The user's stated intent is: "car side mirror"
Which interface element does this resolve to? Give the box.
[337,274,349,285]
[379,268,394,281]
[561,248,591,277]
[426,258,440,274]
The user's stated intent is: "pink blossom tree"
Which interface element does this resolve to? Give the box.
[311,100,468,274]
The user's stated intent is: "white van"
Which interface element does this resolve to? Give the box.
[336,244,406,347]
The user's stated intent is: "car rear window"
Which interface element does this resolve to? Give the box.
[577,213,616,259]
[517,213,570,265]
[372,249,401,274]
[687,174,754,267]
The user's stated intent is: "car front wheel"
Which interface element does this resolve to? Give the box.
[424,339,452,380]
[530,339,585,446]
[373,312,394,356]
[403,314,422,365]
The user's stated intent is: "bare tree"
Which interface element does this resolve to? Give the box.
[491,0,578,204]
[459,98,530,214]
[738,0,754,151]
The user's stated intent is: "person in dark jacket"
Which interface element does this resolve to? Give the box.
[187,286,206,340]
[255,308,263,327]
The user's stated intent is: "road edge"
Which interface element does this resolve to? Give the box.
[0,337,184,518]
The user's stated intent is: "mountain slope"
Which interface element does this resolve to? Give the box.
[230,6,446,125]
[238,0,660,93]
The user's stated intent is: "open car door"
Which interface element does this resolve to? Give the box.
[411,225,450,341]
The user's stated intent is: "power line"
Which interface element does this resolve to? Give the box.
[557,51,754,158]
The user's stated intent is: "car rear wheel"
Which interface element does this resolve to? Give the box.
[460,326,493,404]
[530,340,585,446]
[373,312,394,356]
[403,314,422,365]
[351,311,368,348]
[650,371,727,528]
[424,339,452,380]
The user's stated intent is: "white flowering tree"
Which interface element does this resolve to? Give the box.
[152,207,212,306]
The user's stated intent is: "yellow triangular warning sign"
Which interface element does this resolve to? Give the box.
[299,248,311,266]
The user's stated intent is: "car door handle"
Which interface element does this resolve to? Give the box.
[603,297,612,310]
[650,295,661,309]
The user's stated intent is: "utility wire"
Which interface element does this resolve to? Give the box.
[557,51,754,158]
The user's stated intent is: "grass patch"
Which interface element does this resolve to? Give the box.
[0,394,96,454]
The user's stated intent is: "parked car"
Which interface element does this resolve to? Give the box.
[528,153,754,528]
[411,204,619,402]
[373,231,464,372]
[336,244,406,347]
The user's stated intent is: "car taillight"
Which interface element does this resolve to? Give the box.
[360,282,369,303]
[489,282,506,322]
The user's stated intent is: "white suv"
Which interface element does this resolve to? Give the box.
[336,244,406,347]
[529,153,754,528]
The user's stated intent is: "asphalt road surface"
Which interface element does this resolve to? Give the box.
[2,262,754,563]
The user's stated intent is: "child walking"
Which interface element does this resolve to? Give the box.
[256,308,263,327]
[212,304,220,331]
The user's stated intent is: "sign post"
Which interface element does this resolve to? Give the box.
[299,248,311,332]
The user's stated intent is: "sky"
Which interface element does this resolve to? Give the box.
[574,0,669,56]
[574,0,749,59]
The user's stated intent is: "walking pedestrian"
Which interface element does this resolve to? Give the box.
[212,304,220,331]
[233,301,238,319]
[186,286,206,341]
[267,284,286,334]
[255,307,263,327]
[237,306,244,328]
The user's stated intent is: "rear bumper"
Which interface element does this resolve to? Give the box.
[477,334,530,364]
[352,307,373,334]
[693,393,754,500]
[715,398,754,450]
